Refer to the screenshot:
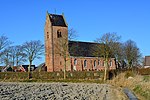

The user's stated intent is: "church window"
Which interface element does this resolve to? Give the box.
[47,32,49,39]
[98,60,100,65]
[74,59,77,65]
[84,60,87,67]
[57,30,62,38]
[110,61,112,67]
[94,60,96,67]
[102,61,104,66]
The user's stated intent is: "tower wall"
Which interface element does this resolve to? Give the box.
[44,14,53,72]
[44,13,71,72]
[52,26,69,71]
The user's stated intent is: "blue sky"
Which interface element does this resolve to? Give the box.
[0,0,150,65]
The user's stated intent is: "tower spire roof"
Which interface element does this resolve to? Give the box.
[48,13,67,27]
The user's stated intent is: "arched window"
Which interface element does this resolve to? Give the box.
[94,60,96,67]
[110,61,112,66]
[84,60,87,67]
[57,30,62,38]
[74,59,77,65]
[90,60,92,64]
[60,61,62,65]
[47,32,49,39]
[102,61,104,66]
[98,60,100,65]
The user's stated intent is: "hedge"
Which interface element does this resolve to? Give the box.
[31,71,104,80]
[0,71,105,80]
[0,72,28,80]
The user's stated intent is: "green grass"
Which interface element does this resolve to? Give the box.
[143,75,150,82]
[133,85,150,100]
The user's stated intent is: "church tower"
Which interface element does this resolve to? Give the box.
[44,12,69,72]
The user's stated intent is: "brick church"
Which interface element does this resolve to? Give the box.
[44,12,116,72]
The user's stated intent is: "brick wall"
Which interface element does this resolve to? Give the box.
[70,57,116,71]
[44,13,116,72]
[45,13,70,72]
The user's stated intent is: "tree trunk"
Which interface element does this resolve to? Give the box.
[104,58,108,82]
[28,61,32,79]
[64,59,66,80]
[104,61,107,81]
[12,57,15,67]
[16,61,19,67]
[16,57,19,67]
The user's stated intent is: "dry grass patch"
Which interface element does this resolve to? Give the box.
[108,72,150,100]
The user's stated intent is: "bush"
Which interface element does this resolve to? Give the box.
[66,71,104,79]
[49,71,105,80]
[31,72,64,79]
[124,71,134,78]
[0,72,28,80]
[0,71,105,81]
[138,68,150,75]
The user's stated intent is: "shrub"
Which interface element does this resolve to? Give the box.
[138,68,150,75]
[66,71,104,79]
[31,72,64,79]
[0,72,28,80]
[0,71,105,81]
[124,71,134,78]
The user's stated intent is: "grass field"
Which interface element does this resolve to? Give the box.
[108,71,150,100]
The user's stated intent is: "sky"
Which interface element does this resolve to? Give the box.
[0,0,150,65]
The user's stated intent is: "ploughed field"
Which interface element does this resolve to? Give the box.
[0,82,127,100]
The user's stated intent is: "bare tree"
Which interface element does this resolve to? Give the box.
[0,35,11,51]
[15,45,27,66]
[112,42,125,69]
[1,48,11,66]
[95,32,121,81]
[9,45,27,66]
[56,28,77,79]
[22,40,44,78]
[123,39,141,69]
[140,57,145,67]
[57,35,68,79]
[0,35,11,63]
[68,28,78,41]
[1,45,27,67]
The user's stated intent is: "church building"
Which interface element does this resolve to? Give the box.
[44,12,116,72]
